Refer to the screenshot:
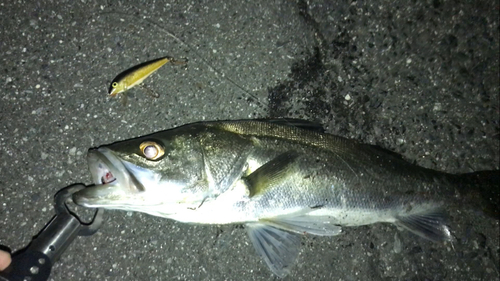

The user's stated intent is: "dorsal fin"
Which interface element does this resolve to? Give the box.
[257,118,325,133]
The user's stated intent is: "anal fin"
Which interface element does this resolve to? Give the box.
[395,206,451,242]
[262,215,342,236]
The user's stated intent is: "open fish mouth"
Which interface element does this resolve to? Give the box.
[102,170,116,184]
[89,152,118,186]
[72,148,133,207]
[73,147,172,214]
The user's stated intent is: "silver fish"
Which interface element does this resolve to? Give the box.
[73,119,498,277]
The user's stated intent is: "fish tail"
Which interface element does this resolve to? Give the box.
[396,170,499,241]
[395,204,451,242]
[454,170,500,220]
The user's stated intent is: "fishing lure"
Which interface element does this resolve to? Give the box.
[108,56,187,99]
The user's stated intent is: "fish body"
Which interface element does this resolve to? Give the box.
[73,119,498,277]
[108,56,175,97]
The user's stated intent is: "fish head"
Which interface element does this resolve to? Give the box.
[73,128,208,217]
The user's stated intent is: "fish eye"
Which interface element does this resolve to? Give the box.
[112,82,118,88]
[139,141,165,160]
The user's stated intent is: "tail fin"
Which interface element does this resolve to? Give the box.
[454,170,499,220]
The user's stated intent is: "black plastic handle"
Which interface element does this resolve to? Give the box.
[0,184,103,281]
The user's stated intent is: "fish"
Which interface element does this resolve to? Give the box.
[108,56,187,99]
[72,119,499,277]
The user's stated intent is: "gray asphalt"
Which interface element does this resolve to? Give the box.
[1,1,498,280]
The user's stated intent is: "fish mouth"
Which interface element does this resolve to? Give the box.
[72,148,140,208]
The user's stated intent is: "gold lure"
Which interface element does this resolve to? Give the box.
[108,56,187,98]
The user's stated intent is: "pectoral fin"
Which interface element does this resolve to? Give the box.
[244,152,298,197]
[246,223,301,278]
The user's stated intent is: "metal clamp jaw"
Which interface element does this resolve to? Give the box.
[0,184,103,281]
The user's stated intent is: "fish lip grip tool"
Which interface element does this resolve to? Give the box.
[0,184,104,281]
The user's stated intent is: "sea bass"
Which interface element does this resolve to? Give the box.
[73,119,498,277]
